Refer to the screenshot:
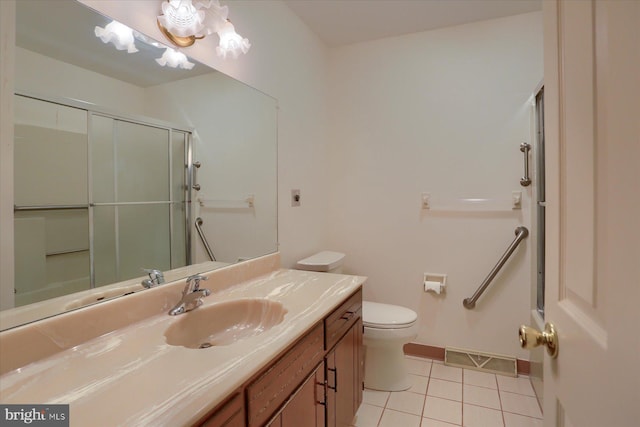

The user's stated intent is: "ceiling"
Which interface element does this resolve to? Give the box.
[283,0,542,47]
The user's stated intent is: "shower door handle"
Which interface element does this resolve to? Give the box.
[192,161,201,191]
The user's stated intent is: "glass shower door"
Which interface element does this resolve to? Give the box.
[91,115,187,286]
[13,94,191,308]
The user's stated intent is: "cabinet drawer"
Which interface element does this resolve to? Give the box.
[324,289,362,351]
[246,323,324,427]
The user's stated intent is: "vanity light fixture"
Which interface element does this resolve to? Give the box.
[94,20,139,53]
[95,18,196,70]
[216,20,251,59]
[156,47,196,69]
[157,0,211,47]
[157,0,250,59]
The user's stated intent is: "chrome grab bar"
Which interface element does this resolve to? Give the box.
[520,143,531,186]
[192,161,201,191]
[195,217,216,261]
[463,226,529,309]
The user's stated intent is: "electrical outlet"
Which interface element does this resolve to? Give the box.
[291,189,301,207]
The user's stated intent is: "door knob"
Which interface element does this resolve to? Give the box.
[519,322,559,358]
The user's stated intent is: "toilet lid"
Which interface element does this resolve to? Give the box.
[363,301,417,329]
[296,251,345,272]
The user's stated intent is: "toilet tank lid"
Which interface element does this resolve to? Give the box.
[296,251,345,271]
[363,301,417,327]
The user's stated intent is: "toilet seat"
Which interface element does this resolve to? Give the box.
[363,301,417,329]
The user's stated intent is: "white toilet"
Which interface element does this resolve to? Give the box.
[296,251,418,392]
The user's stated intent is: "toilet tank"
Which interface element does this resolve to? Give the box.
[296,251,345,273]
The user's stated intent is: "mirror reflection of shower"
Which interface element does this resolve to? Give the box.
[13,94,192,307]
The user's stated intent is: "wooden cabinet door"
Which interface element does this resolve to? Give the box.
[326,320,363,427]
[199,392,244,427]
[266,414,281,427]
[280,363,326,427]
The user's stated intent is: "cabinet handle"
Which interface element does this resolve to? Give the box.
[316,381,326,406]
[341,311,355,321]
[327,367,338,392]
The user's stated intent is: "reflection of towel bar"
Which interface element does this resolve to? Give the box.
[198,194,254,209]
[47,248,89,256]
[14,204,88,211]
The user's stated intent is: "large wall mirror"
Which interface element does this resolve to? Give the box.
[1,0,278,330]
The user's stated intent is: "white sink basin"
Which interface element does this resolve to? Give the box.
[164,298,287,349]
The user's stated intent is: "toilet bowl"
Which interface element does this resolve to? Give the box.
[362,301,418,391]
[296,251,419,392]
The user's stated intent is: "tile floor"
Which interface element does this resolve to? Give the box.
[352,356,542,427]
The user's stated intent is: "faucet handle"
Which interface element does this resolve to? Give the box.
[143,268,165,284]
[186,274,208,291]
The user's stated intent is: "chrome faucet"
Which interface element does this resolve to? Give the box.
[142,268,165,289]
[168,274,211,315]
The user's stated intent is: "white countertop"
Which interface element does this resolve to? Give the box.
[0,268,365,426]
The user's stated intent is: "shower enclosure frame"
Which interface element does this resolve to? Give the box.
[534,87,545,318]
[14,91,194,294]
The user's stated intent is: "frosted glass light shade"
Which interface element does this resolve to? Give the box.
[155,48,195,70]
[207,0,229,33]
[94,21,138,53]
[216,20,251,59]
[158,0,210,38]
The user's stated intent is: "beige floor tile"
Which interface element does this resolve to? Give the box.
[463,384,501,410]
[430,363,463,383]
[406,356,432,376]
[378,409,421,427]
[497,376,535,396]
[352,403,383,427]
[463,369,498,389]
[386,390,426,416]
[503,412,544,427]
[463,403,504,427]
[421,417,461,427]
[408,373,429,395]
[500,392,542,418]
[423,396,462,425]
[357,356,546,427]
[427,378,462,401]
[363,389,390,407]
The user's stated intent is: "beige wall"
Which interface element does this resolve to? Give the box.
[326,12,543,358]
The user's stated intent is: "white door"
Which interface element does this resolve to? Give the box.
[541,1,640,426]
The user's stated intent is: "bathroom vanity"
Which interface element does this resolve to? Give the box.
[0,253,365,426]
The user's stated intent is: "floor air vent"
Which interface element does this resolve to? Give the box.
[444,347,517,377]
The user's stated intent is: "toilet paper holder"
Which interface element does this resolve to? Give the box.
[424,273,447,295]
